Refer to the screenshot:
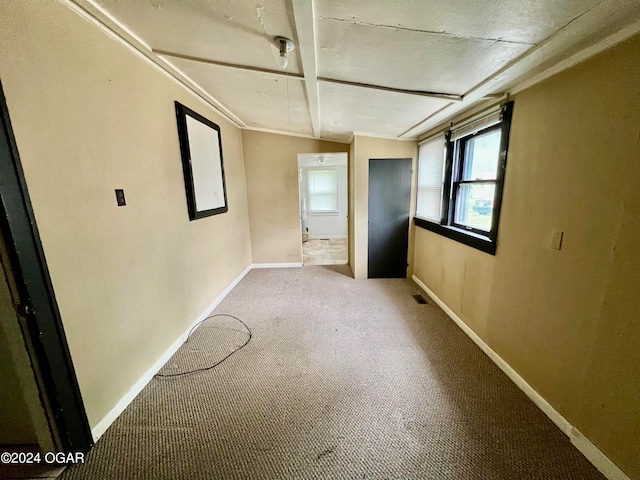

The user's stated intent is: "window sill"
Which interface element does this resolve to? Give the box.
[414,217,496,255]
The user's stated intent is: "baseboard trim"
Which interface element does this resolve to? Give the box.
[251,262,302,269]
[91,264,253,442]
[308,235,347,240]
[412,274,630,480]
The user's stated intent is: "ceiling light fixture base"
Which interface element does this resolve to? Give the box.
[274,36,295,53]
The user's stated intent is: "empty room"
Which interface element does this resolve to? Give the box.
[0,1,638,479]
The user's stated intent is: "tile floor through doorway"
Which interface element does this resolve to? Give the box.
[302,238,347,265]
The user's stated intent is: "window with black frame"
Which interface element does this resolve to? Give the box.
[415,101,514,254]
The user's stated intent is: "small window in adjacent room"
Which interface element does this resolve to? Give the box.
[414,101,514,254]
[308,168,338,212]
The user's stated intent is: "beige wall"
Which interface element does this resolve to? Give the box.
[0,2,252,428]
[241,130,348,264]
[351,136,418,279]
[412,35,640,478]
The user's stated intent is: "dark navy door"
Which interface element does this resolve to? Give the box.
[368,158,412,278]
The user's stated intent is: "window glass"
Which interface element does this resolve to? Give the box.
[462,129,501,181]
[308,169,338,212]
[454,184,495,232]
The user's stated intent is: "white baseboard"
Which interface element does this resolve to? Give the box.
[91,264,253,442]
[412,275,630,480]
[308,235,347,240]
[251,262,302,269]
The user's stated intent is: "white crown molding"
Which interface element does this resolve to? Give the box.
[353,131,418,142]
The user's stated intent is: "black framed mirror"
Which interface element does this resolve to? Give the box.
[175,102,228,220]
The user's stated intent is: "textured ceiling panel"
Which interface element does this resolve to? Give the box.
[319,82,450,141]
[316,19,531,94]
[167,57,313,137]
[96,0,302,74]
[86,0,640,140]
[315,0,601,45]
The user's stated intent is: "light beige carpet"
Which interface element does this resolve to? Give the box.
[59,265,604,479]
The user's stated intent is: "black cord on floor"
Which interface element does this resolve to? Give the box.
[155,314,252,378]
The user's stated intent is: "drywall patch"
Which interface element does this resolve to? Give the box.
[255,1,266,35]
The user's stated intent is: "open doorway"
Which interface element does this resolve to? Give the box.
[298,153,348,265]
[0,230,60,478]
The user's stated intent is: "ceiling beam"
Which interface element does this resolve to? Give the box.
[292,0,321,138]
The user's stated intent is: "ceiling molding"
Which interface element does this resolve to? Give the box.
[292,0,321,138]
[352,131,418,142]
[66,0,246,128]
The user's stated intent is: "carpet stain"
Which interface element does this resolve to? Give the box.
[316,446,337,461]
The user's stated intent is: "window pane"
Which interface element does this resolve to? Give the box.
[454,183,495,232]
[308,169,337,211]
[462,129,501,181]
[416,135,446,222]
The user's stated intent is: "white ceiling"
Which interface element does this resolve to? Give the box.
[74,0,640,143]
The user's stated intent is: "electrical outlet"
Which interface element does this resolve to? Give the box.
[551,231,564,250]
